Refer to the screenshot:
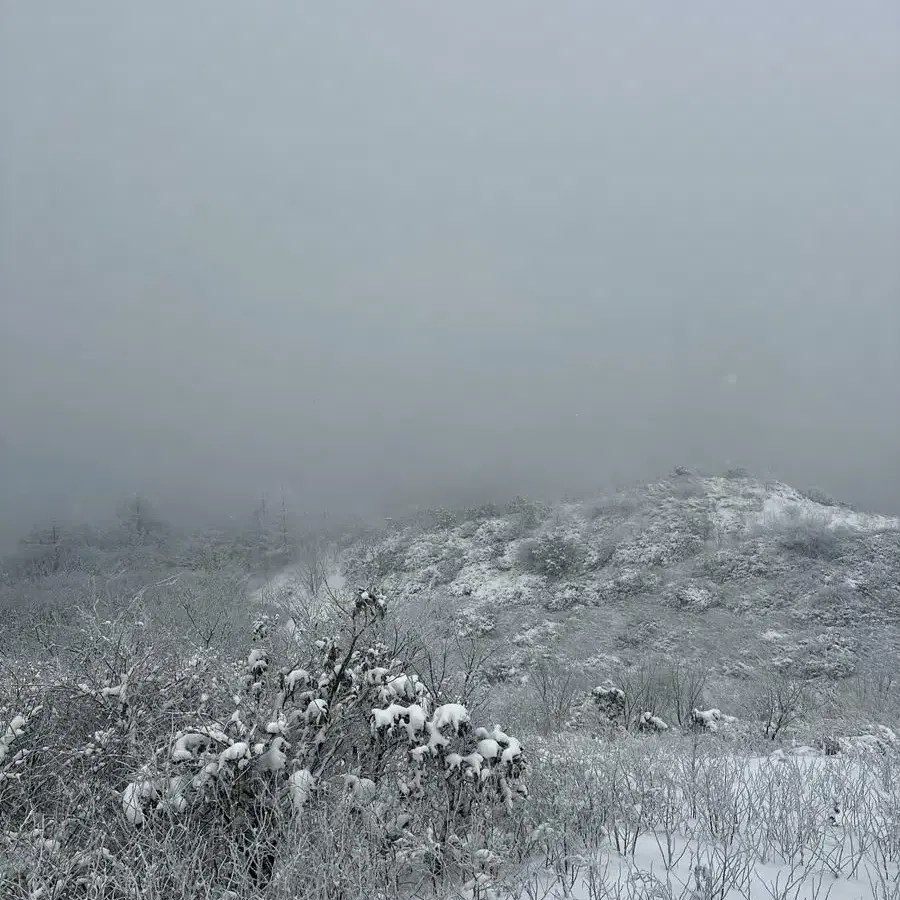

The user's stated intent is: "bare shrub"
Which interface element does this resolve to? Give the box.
[752,674,808,740]
[527,659,582,734]
[666,660,710,729]
[162,570,251,650]
[846,658,900,719]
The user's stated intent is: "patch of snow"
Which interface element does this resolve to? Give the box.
[761,630,787,642]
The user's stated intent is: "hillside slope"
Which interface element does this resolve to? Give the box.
[331,473,899,698]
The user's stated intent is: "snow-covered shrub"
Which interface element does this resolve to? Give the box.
[638,711,669,732]
[696,541,793,583]
[344,540,410,584]
[353,586,387,619]
[428,507,458,530]
[110,587,528,887]
[517,533,584,580]
[838,724,898,756]
[774,518,851,562]
[591,665,666,733]
[611,617,674,653]
[251,613,278,641]
[482,662,523,686]
[797,486,840,507]
[544,581,583,611]
[786,631,858,680]
[584,539,617,571]
[691,708,723,731]
[431,553,467,586]
[0,577,535,897]
[661,582,718,611]
[456,610,497,639]
[506,496,548,531]
[0,705,42,767]
[611,512,709,568]
[592,684,626,727]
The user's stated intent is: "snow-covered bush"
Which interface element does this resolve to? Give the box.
[696,540,793,583]
[661,582,719,611]
[774,517,852,562]
[797,486,841,507]
[611,515,708,568]
[544,581,584,611]
[506,496,549,532]
[637,711,669,732]
[110,587,528,887]
[594,568,663,604]
[691,707,723,731]
[592,684,627,729]
[590,664,668,734]
[517,533,584,580]
[0,581,532,897]
[456,610,497,639]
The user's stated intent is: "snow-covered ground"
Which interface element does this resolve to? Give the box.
[501,737,900,900]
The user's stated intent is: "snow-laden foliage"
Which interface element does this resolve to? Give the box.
[0,579,535,898]
[110,587,528,888]
[517,533,585,580]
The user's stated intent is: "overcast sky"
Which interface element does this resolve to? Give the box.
[2,2,899,545]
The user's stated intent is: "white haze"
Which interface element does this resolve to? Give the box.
[1,2,899,547]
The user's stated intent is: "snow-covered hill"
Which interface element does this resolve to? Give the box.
[312,472,900,690]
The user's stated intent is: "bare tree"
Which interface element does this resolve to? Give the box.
[615,661,665,731]
[850,658,899,718]
[406,612,496,722]
[299,544,326,599]
[169,570,249,649]
[666,659,710,728]
[278,489,294,561]
[529,658,580,734]
[754,673,808,740]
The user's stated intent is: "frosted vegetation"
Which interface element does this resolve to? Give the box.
[0,473,898,898]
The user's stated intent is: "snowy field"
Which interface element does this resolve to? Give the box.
[492,733,900,900]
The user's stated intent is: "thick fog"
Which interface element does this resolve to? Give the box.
[2,2,899,548]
